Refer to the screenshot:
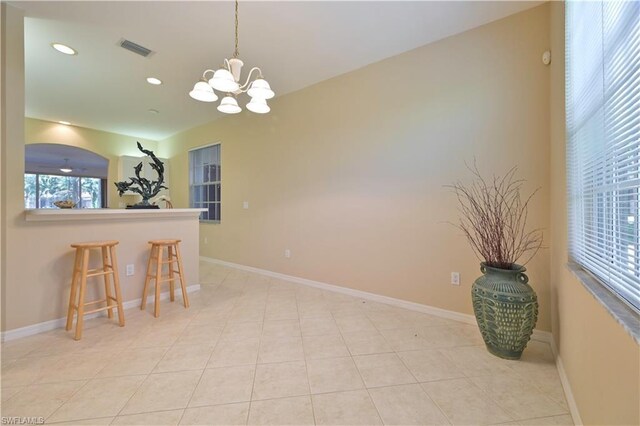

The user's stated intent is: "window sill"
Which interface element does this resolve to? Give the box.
[566,262,640,344]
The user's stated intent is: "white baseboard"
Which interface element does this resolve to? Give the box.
[201,256,552,343]
[550,338,583,425]
[0,284,201,342]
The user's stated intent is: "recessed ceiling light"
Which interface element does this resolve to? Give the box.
[146,77,162,85]
[51,43,77,55]
[148,109,159,114]
[58,121,71,126]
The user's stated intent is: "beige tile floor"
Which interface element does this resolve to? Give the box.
[1,262,574,425]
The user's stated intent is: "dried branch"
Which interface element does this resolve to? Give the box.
[446,160,543,269]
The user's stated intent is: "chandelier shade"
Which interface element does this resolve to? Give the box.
[247,79,275,100]
[217,96,242,114]
[189,80,218,102]
[188,0,274,114]
[246,97,270,114]
[209,69,240,93]
[60,158,73,173]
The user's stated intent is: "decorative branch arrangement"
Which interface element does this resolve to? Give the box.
[447,161,543,269]
[114,142,168,205]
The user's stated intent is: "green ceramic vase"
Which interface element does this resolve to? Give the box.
[471,262,538,360]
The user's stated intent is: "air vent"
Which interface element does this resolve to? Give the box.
[119,39,153,57]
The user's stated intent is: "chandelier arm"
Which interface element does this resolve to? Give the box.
[238,67,264,91]
[201,69,216,79]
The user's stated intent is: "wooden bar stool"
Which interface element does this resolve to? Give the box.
[66,240,125,340]
[141,239,189,317]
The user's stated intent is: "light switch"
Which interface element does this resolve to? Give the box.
[243,201,249,209]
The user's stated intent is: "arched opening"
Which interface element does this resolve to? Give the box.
[25,144,109,209]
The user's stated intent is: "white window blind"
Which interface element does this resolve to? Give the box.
[566,0,640,311]
[189,144,221,221]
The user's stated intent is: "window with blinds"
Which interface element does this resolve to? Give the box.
[566,0,640,311]
[189,144,221,222]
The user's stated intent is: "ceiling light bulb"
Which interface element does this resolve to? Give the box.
[51,43,77,55]
[209,69,240,93]
[58,121,71,126]
[146,77,162,85]
[247,79,275,100]
[246,97,270,114]
[189,81,218,102]
[217,96,242,114]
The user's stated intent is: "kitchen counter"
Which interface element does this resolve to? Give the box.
[25,208,205,222]
[4,208,205,340]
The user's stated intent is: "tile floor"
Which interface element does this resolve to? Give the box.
[1,262,574,425]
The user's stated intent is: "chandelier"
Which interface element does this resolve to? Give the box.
[188,0,274,114]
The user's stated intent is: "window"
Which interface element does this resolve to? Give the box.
[189,144,221,221]
[566,1,640,311]
[24,173,106,208]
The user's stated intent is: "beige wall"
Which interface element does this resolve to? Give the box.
[549,3,639,425]
[162,5,552,331]
[25,117,158,208]
[1,3,7,337]
[1,3,25,334]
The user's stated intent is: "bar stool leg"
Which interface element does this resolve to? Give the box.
[168,245,175,302]
[109,245,125,327]
[66,249,82,331]
[141,245,155,310]
[75,248,90,341]
[175,243,189,308]
[101,246,114,319]
[154,246,163,318]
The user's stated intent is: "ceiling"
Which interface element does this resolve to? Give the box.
[18,1,541,141]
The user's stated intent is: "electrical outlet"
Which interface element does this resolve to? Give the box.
[451,272,460,286]
[243,201,249,209]
[284,249,291,258]
[126,264,135,276]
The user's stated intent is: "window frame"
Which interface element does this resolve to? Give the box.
[24,172,107,209]
[188,142,221,223]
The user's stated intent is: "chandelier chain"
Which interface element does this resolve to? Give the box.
[234,0,239,58]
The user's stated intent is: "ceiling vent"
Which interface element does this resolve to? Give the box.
[119,39,153,57]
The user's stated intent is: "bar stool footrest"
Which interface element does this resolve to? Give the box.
[86,269,114,278]
[83,298,109,306]
[83,305,120,315]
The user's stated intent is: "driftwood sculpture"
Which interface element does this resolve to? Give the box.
[114,142,168,206]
